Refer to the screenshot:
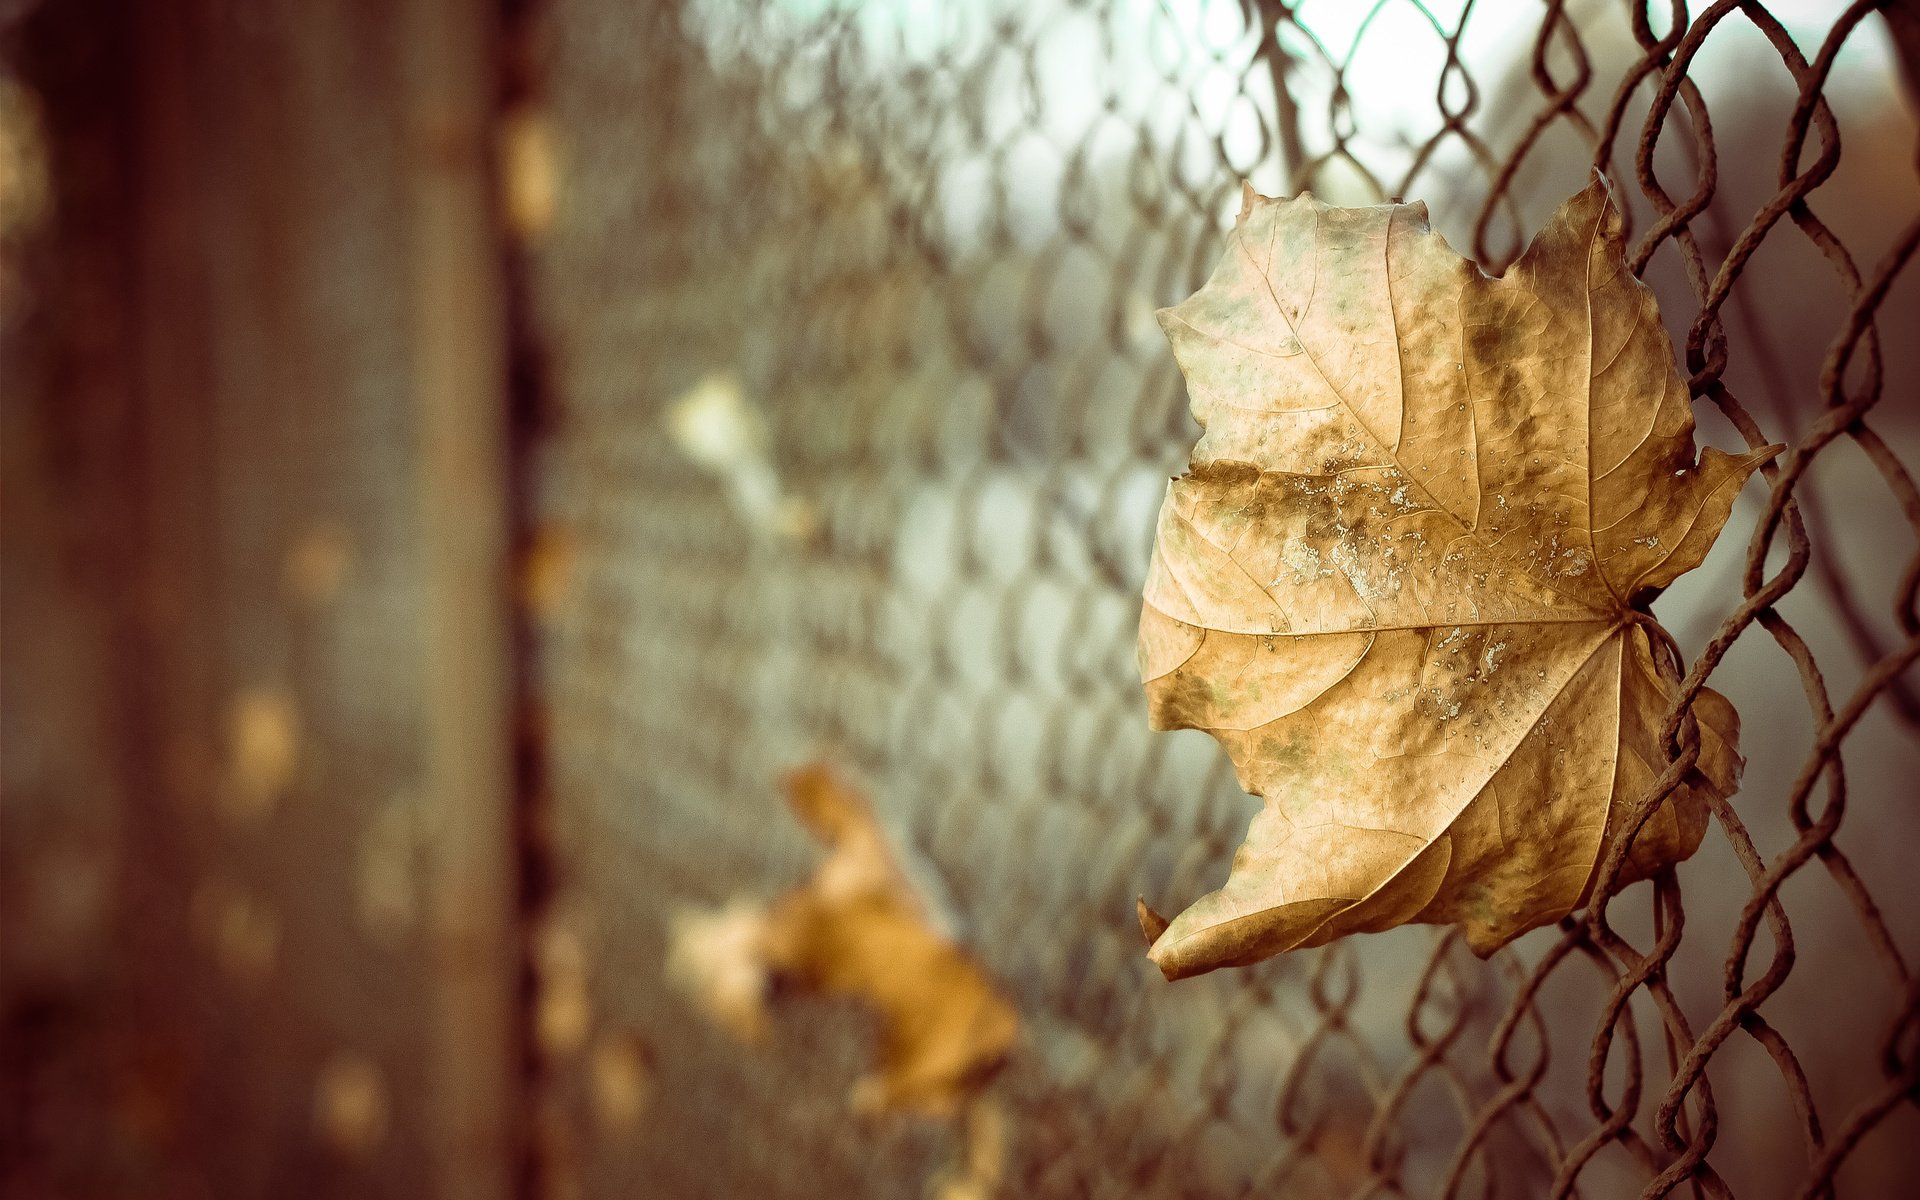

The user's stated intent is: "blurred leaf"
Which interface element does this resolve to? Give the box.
[669,765,1018,1120]
[1137,178,1771,979]
[665,373,818,542]
[761,764,1018,1118]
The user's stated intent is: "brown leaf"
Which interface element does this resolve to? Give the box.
[761,764,1019,1118]
[1138,176,1772,979]
[782,762,925,912]
[1135,895,1169,945]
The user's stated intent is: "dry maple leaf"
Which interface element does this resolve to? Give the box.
[1136,176,1773,980]
[761,764,1019,1118]
[668,764,1018,1119]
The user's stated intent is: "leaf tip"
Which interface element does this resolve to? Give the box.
[1135,896,1171,946]
[1237,179,1257,225]
[1584,165,1619,205]
[1702,440,1785,486]
[1461,923,1508,960]
[782,760,867,845]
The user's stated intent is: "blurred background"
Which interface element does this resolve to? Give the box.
[3,0,1919,1197]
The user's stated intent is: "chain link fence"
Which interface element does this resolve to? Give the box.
[4,0,1918,1197]
[524,1,1920,1197]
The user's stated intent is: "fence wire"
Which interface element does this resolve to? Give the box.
[521,1,1920,1197]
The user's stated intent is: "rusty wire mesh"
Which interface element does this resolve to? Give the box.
[519,1,1920,1197]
